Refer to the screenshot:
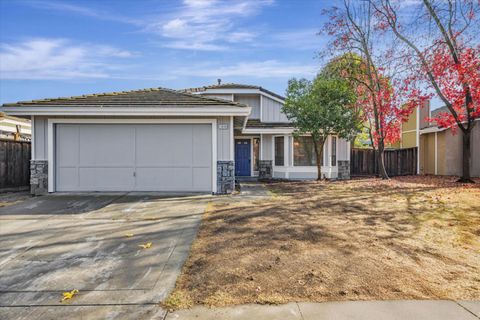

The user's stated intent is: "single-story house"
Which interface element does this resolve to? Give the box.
[1,83,351,195]
[0,112,31,141]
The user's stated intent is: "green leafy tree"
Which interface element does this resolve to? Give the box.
[284,76,360,180]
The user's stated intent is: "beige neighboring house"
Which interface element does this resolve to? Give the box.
[395,101,479,177]
[0,112,31,141]
[419,106,479,177]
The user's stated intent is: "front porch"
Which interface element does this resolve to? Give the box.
[233,132,350,180]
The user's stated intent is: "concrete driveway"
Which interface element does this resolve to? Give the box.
[0,192,209,320]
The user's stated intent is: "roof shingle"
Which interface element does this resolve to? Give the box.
[2,87,249,108]
[245,119,292,129]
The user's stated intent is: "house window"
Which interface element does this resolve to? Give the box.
[253,138,260,171]
[293,136,319,166]
[331,137,337,166]
[274,136,284,166]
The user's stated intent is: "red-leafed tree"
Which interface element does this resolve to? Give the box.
[371,0,480,182]
[323,1,419,179]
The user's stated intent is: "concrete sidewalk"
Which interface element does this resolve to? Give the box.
[166,300,480,320]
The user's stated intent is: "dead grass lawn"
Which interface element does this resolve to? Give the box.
[166,176,480,308]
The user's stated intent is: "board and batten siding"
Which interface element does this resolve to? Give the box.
[33,116,48,160]
[216,116,233,160]
[261,96,288,123]
[234,95,260,119]
[32,116,233,161]
[261,134,273,160]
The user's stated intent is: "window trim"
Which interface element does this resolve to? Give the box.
[234,135,260,177]
[273,135,285,167]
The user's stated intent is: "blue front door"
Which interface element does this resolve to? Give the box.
[235,139,251,176]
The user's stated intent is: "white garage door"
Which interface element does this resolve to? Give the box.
[55,124,212,192]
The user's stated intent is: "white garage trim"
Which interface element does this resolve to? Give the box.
[47,118,217,193]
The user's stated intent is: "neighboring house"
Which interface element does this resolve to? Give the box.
[393,100,479,177]
[0,112,31,141]
[419,105,480,177]
[184,83,351,180]
[386,100,430,150]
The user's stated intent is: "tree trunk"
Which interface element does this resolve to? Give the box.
[458,129,474,183]
[377,141,389,179]
[313,137,326,180]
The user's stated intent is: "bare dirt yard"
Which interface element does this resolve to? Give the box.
[165,176,480,309]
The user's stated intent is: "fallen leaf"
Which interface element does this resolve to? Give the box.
[125,233,134,238]
[139,242,152,249]
[61,289,79,302]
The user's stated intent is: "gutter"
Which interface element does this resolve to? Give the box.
[1,106,252,117]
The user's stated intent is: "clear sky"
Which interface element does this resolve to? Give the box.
[0,0,337,104]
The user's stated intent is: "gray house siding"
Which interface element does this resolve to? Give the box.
[33,116,48,160]
[216,116,233,160]
[444,124,480,177]
[261,96,288,123]
[261,134,273,160]
[235,95,260,119]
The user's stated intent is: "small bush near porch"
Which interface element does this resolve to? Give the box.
[165,176,480,309]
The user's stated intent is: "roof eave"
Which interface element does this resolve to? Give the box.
[192,88,285,103]
[1,106,252,117]
[242,127,294,134]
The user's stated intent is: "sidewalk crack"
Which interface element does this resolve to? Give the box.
[455,301,480,319]
[296,302,305,320]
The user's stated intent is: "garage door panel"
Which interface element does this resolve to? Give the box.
[135,167,194,191]
[56,125,79,166]
[56,167,78,191]
[79,125,135,166]
[135,125,176,166]
[56,123,213,192]
[172,127,194,166]
[78,168,135,190]
[193,125,212,167]
[135,125,195,167]
[193,167,212,190]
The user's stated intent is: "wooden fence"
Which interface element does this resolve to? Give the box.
[351,147,417,177]
[0,139,31,190]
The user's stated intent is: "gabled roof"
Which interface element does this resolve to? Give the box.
[2,87,249,108]
[430,106,449,118]
[183,83,285,101]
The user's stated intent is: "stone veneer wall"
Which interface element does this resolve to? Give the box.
[30,160,48,196]
[217,160,235,194]
[258,160,273,180]
[337,160,350,180]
